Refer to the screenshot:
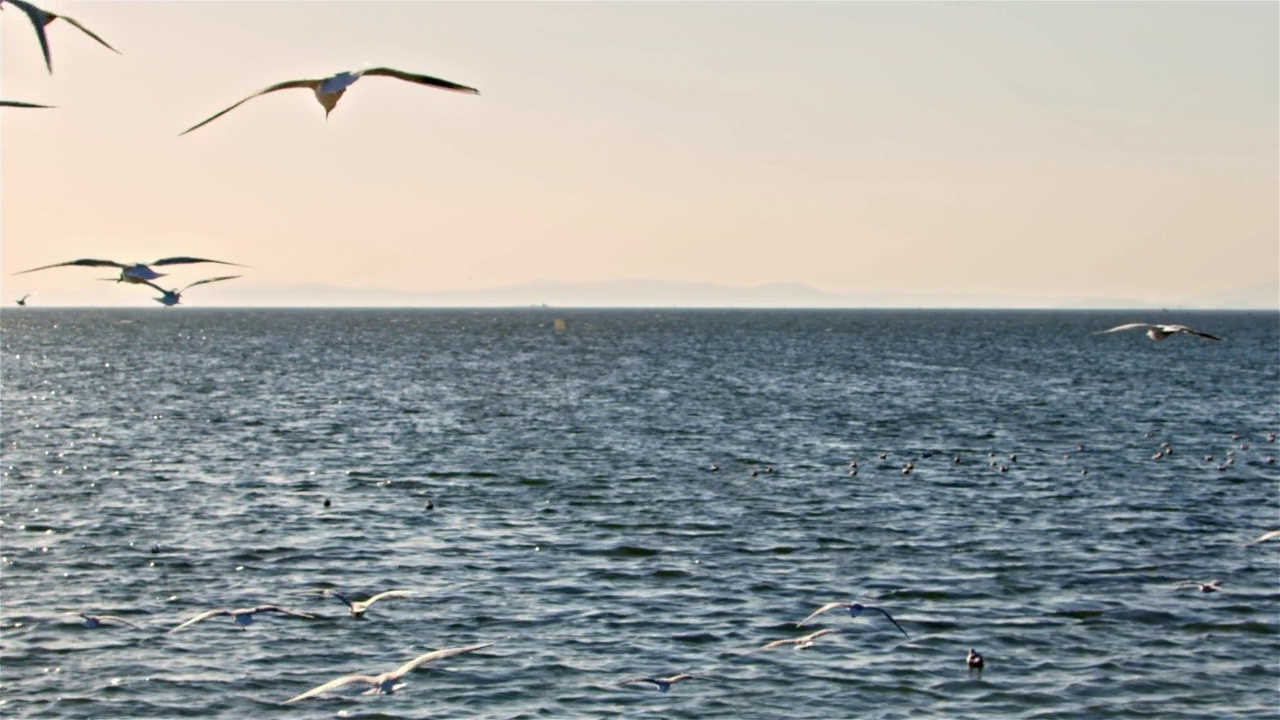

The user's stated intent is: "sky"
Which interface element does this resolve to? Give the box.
[1,1,1276,308]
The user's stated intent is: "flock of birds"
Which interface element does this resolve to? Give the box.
[11,256,245,306]
[4,0,480,307]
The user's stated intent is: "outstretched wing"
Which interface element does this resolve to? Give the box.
[250,604,315,619]
[362,67,480,94]
[180,79,319,136]
[168,608,230,633]
[1100,323,1152,334]
[389,642,494,679]
[54,13,119,53]
[1246,529,1280,546]
[178,275,241,293]
[13,258,127,275]
[5,0,52,73]
[796,601,849,627]
[97,614,144,630]
[1168,325,1223,341]
[364,590,413,607]
[866,606,909,637]
[282,674,379,704]
[150,256,245,268]
[618,675,660,687]
[0,99,54,108]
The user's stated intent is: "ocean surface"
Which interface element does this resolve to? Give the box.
[1,308,1277,719]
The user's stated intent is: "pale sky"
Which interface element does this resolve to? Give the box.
[1,1,1276,307]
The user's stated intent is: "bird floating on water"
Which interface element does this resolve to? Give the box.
[168,604,314,633]
[0,0,118,73]
[760,627,841,651]
[139,275,240,306]
[282,642,494,704]
[796,601,909,637]
[1099,323,1222,342]
[619,673,694,693]
[1173,579,1222,593]
[967,648,984,670]
[307,589,413,618]
[180,66,480,135]
[0,99,54,108]
[73,612,142,630]
[14,256,244,285]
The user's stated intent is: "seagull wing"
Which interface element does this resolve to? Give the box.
[361,67,481,94]
[168,608,230,633]
[1246,529,1280,545]
[759,637,799,650]
[363,590,413,607]
[0,100,54,108]
[618,676,660,687]
[249,604,315,619]
[282,674,380,704]
[97,614,144,630]
[150,256,246,268]
[53,13,119,53]
[867,606,909,637]
[179,79,320,136]
[177,275,241,293]
[796,601,850,627]
[5,0,52,73]
[13,258,127,275]
[388,642,494,679]
[1166,325,1223,341]
[1100,323,1152,334]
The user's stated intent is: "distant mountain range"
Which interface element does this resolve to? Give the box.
[119,278,1280,309]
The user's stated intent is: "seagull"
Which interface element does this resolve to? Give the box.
[1173,579,1223,593]
[759,627,841,651]
[0,100,54,108]
[967,648,984,670]
[14,256,245,285]
[0,0,119,74]
[1099,323,1223,342]
[310,589,413,618]
[619,673,694,693]
[180,66,480,136]
[15,292,34,306]
[796,602,909,637]
[167,604,314,633]
[73,612,142,630]
[282,642,494,704]
[139,275,240,307]
[1246,529,1280,546]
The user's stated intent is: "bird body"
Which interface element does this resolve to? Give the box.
[140,275,241,306]
[619,673,694,693]
[282,642,494,704]
[1100,323,1222,342]
[967,648,984,670]
[168,604,314,633]
[318,589,412,618]
[14,256,244,284]
[1,0,118,73]
[796,601,909,637]
[180,66,479,135]
[1174,579,1222,593]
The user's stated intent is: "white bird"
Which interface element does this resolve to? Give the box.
[759,627,841,651]
[282,642,494,704]
[306,589,413,618]
[139,275,240,307]
[796,601,909,637]
[180,66,480,135]
[167,604,314,633]
[1246,529,1280,546]
[1173,579,1223,593]
[0,99,54,108]
[0,0,119,74]
[618,673,694,693]
[72,612,142,630]
[1099,323,1223,342]
[14,256,245,285]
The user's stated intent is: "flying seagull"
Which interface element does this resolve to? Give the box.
[308,589,413,618]
[0,100,54,108]
[139,275,240,307]
[15,292,35,306]
[1100,323,1222,342]
[282,642,494,704]
[618,673,694,693]
[167,604,314,633]
[796,601,909,637]
[1246,529,1280,546]
[759,627,841,651]
[14,256,245,284]
[0,0,119,74]
[73,612,143,630]
[180,66,480,136]
[1173,579,1223,593]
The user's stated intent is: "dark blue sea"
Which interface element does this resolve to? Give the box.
[2,308,1277,719]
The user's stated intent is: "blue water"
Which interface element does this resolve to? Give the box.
[2,309,1277,719]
